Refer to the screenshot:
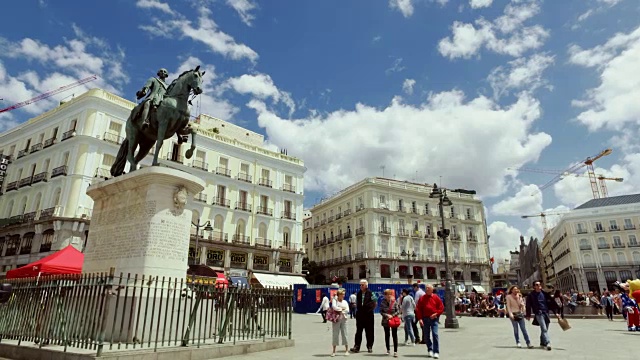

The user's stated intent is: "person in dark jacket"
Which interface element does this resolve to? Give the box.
[350,279,376,353]
[525,281,560,351]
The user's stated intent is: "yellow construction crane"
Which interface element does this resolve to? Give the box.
[521,212,569,236]
[510,148,613,199]
[508,166,623,199]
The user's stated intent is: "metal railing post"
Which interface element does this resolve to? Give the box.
[288,286,293,340]
[181,285,202,346]
[96,267,116,357]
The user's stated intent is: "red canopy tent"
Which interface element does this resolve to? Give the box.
[6,245,84,279]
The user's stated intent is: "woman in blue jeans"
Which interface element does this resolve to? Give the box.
[505,285,534,348]
[400,289,416,345]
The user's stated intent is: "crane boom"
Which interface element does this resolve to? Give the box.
[0,75,98,114]
[521,211,568,236]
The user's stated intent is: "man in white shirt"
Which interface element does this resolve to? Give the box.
[317,293,330,323]
[412,283,426,344]
[349,291,357,319]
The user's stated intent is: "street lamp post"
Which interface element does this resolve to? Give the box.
[191,219,213,284]
[429,183,459,329]
[401,250,418,284]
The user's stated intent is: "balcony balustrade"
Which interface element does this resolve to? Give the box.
[281,211,296,220]
[194,193,207,203]
[165,152,184,164]
[379,226,391,234]
[212,197,230,208]
[257,206,273,216]
[61,130,76,141]
[232,234,251,245]
[215,167,231,177]
[31,172,48,184]
[18,176,32,187]
[237,172,252,183]
[258,178,272,188]
[255,238,271,248]
[30,143,43,153]
[191,159,208,171]
[43,137,56,148]
[282,183,296,193]
[235,202,252,212]
[103,132,124,145]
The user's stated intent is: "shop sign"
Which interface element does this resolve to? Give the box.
[206,249,224,267]
[230,252,247,268]
[0,155,9,189]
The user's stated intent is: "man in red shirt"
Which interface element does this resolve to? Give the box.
[415,284,444,359]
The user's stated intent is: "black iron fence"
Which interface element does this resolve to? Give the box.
[0,269,293,357]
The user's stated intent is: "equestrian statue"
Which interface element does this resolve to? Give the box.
[110,66,206,177]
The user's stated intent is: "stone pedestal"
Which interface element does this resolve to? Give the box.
[83,166,205,279]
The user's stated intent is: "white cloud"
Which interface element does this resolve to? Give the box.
[571,26,640,131]
[402,78,416,95]
[226,0,257,26]
[223,73,295,116]
[386,57,405,74]
[491,184,543,216]
[487,52,554,98]
[373,35,382,43]
[139,6,258,62]
[245,90,551,196]
[135,0,174,15]
[171,56,238,121]
[598,0,622,5]
[439,0,549,59]
[389,0,414,17]
[487,221,522,262]
[470,0,493,9]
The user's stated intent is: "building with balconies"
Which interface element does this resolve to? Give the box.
[0,88,307,288]
[302,177,491,289]
[541,194,640,293]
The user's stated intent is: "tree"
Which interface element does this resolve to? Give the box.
[302,257,326,285]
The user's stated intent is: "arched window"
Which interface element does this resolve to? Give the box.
[51,187,62,207]
[213,215,224,231]
[633,251,640,263]
[19,196,28,215]
[236,219,246,236]
[258,222,267,240]
[617,252,626,264]
[602,253,611,264]
[579,239,589,247]
[283,227,291,248]
[5,200,14,218]
[40,229,54,252]
[583,253,592,264]
[32,192,42,212]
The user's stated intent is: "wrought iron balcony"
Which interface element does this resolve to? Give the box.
[411,230,422,238]
[613,243,626,248]
[39,242,52,253]
[335,213,342,220]
[344,231,352,239]
[379,226,391,234]
[356,227,365,236]
[343,209,352,216]
[425,233,435,239]
[376,251,398,259]
[258,178,272,188]
[398,229,409,237]
[30,143,43,153]
[610,226,620,231]
[194,193,207,203]
[468,234,478,242]
[328,216,334,223]
[397,205,405,213]
[165,152,184,164]
[595,228,605,233]
[327,236,335,244]
[282,183,295,193]
[320,219,326,225]
[31,172,48,184]
[191,160,208,171]
[212,197,230,208]
[237,172,252,183]
[5,181,18,192]
[207,231,228,243]
[410,208,419,215]
[17,149,27,159]
[232,234,251,245]
[18,176,32,187]
[356,204,365,212]
[314,222,320,228]
[579,245,592,250]
[255,238,271,248]
[597,244,610,249]
[23,211,37,223]
[103,132,124,145]
[215,167,231,177]
[257,206,273,216]
[61,130,76,141]
[628,243,640,248]
[235,202,252,212]
[39,207,57,220]
[625,225,637,230]
[281,211,296,220]
[43,137,56,148]
[51,165,68,178]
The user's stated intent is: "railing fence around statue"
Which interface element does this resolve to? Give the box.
[0,268,293,357]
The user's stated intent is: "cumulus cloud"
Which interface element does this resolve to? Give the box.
[222,73,295,116]
[570,26,640,132]
[487,52,554,98]
[389,0,415,17]
[226,0,257,26]
[245,90,551,196]
[487,221,521,262]
[402,78,416,95]
[136,0,174,15]
[470,0,493,9]
[139,5,258,62]
[491,184,543,216]
[439,0,549,59]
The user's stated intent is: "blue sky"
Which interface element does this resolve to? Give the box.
[1,0,640,260]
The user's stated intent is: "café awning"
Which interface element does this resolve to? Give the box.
[252,273,309,288]
[472,285,486,293]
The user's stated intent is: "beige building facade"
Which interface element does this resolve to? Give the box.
[0,89,307,287]
[542,194,640,292]
[303,178,492,289]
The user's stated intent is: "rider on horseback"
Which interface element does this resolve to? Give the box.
[137,68,169,130]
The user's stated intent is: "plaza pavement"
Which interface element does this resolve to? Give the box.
[223,313,637,360]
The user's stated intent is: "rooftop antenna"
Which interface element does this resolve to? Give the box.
[380,165,386,177]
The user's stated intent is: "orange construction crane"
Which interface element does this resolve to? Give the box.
[508,166,623,199]
[521,211,569,236]
[0,75,98,114]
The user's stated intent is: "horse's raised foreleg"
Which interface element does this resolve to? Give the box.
[185,127,197,159]
[126,137,137,173]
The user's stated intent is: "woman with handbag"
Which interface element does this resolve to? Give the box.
[379,289,401,357]
[329,289,350,357]
[506,285,534,349]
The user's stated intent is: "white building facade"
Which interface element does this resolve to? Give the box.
[0,89,306,287]
[303,178,492,289]
[543,194,640,292]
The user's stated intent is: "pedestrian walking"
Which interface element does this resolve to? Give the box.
[412,283,425,344]
[349,291,357,319]
[601,291,614,321]
[416,284,444,359]
[400,288,416,345]
[317,293,330,323]
[505,285,533,349]
[330,289,350,357]
[525,280,560,351]
[553,290,565,319]
[380,289,401,357]
[350,279,376,353]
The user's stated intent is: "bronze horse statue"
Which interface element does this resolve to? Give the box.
[111,66,205,177]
